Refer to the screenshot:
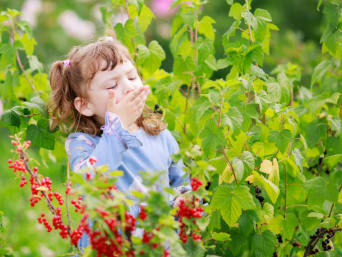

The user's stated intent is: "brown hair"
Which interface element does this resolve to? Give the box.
[48,38,167,136]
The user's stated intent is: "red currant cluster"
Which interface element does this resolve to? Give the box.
[138,206,147,220]
[70,214,89,246]
[142,231,153,244]
[53,192,64,205]
[86,172,92,180]
[71,196,84,213]
[85,220,124,256]
[41,177,53,191]
[37,213,52,232]
[19,175,27,187]
[124,212,136,232]
[190,178,203,191]
[88,157,97,166]
[65,185,71,195]
[176,198,203,244]
[8,159,26,173]
[52,207,69,239]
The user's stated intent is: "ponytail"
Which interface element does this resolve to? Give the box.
[48,61,78,133]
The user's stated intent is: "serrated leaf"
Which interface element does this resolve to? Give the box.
[229,3,243,21]
[232,157,244,181]
[268,129,292,153]
[254,9,272,22]
[252,230,276,257]
[211,185,255,227]
[311,60,332,86]
[26,124,55,150]
[242,151,255,170]
[198,16,216,40]
[138,5,154,33]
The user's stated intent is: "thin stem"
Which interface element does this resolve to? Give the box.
[183,85,190,134]
[284,166,287,219]
[304,227,342,257]
[65,162,72,234]
[10,17,37,92]
[328,184,342,218]
[339,95,342,118]
[245,0,255,43]
[218,96,224,127]
[19,148,56,215]
[221,148,238,184]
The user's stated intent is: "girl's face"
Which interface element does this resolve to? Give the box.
[86,59,143,122]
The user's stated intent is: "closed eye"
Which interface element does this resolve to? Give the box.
[107,84,117,89]
[128,76,137,81]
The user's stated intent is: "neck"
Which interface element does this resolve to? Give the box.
[126,122,140,133]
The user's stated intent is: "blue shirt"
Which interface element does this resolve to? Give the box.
[65,112,190,213]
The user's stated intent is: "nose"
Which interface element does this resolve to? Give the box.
[123,78,135,95]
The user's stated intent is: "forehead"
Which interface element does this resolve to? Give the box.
[89,60,136,88]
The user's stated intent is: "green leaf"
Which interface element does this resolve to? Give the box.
[212,232,231,241]
[211,185,255,227]
[20,33,36,56]
[1,109,21,127]
[292,148,303,172]
[183,238,205,257]
[229,3,243,21]
[242,151,255,170]
[268,129,292,153]
[242,11,257,28]
[198,16,216,40]
[253,171,280,204]
[311,60,332,86]
[232,157,244,181]
[26,120,55,149]
[254,9,272,22]
[138,5,154,33]
[137,41,165,74]
[303,121,328,148]
[252,230,276,257]
[200,119,225,159]
[222,107,243,133]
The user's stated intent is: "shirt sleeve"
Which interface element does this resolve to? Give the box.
[166,130,191,193]
[65,112,143,172]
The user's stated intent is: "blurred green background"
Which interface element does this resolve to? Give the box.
[0,0,323,255]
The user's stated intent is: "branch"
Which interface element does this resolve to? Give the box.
[19,148,56,215]
[65,162,72,234]
[9,16,37,92]
[245,0,255,43]
[304,227,342,257]
[221,147,238,184]
[328,184,342,218]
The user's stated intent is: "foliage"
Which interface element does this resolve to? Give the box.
[1,0,342,256]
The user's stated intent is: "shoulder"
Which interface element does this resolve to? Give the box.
[65,132,98,155]
[159,128,180,153]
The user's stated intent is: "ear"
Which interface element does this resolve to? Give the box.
[74,97,94,117]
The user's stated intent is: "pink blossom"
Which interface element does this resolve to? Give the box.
[151,0,177,17]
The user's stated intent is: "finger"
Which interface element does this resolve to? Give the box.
[132,94,147,106]
[127,87,146,101]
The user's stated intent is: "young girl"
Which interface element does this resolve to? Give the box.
[49,37,190,248]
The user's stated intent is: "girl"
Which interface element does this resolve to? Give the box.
[49,37,190,248]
